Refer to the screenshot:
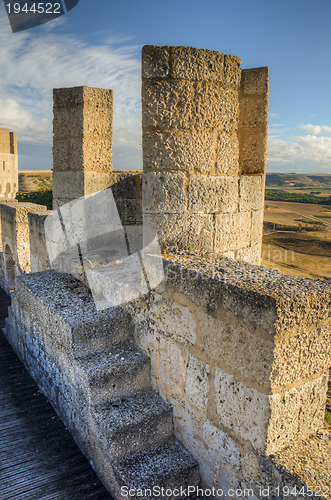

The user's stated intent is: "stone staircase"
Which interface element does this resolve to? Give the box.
[75,339,200,497]
[4,271,201,499]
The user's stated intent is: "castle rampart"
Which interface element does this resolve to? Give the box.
[0,128,18,199]
[0,45,330,499]
[142,46,268,264]
[52,86,114,208]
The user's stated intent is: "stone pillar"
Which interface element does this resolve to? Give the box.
[142,45,268,264]
[52,86,113,209]
[0,128,18,200]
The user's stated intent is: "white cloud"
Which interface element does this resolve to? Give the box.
[267,134,331,173]
[0,10,142,169]
[299,124,331,135]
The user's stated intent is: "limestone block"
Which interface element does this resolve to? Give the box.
[53,86,113,176]
[271,321,331,390]
[109,171,142,199]
[83,171,114,196]
[215,132,240,175]
[214,367,270,451]
[185,355,209,410]
[223,55,242,87]
[239,175,265,212]
[202,420,241,470]
[241,67,269,96]
[251,209,264,245]
[194,83,239,131]
[188,175,239,214]
[142,172,187,213]
[158,338,185,388]
[83,139,113,174]
[234,243,262,265]
[267,374,328,454]
[144,213,214,252]
[239,94,268,128]
[171,46,225,81]
[143,129,216,174]
[52,138,84,173]
[142,45,170,79]
[142,79,195,130]
[52,171,85,200]
[214,211,251,252]
[239,126,268,175]
[197,308,275,390]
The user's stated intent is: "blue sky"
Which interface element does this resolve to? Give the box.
[0,0,331,174]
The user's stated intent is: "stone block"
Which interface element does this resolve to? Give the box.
[239,175,265,212]
[239,127,268,175]
[224,55,242,87]
[267,374,328,454]
[188,175,239,214]
[143,129,216,174]
[142,172,187,213]
[142,45,170,79]
[215,132,240,175]
[214,367,270,451]
[158,338,184,388]
[144,213,214,252]
[241,67,269,96]
[214,211,251,252]
[185,355,209,410]
[171,46,224,81]
[142,79,195,130]
[251,209,264,245]
[239,94,268,128]
[197,308,275,390]
[202,420,241,469]
[52,171,85,200]
[193,83,239,132]
[234,243,262,265]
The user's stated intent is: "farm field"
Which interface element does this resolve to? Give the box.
[17,171,331,281]
[262,200,331,281]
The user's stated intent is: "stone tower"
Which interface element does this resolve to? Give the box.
[142,45,268,265]
[0,128,18,199]
[52,86,113,209]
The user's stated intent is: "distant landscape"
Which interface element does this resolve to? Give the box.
[17,171,331,282]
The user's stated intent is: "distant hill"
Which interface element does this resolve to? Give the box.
[18,170,52,193]
[266,173,331,188]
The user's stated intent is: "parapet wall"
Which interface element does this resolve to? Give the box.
[53,86,114,208]
[142,46,268,264]
[125,253,331,493]
[0,128,18,199]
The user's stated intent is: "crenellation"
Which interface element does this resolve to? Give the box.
[142,45,268,263]
[0,44,329,500]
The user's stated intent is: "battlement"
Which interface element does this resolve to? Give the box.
[0,45,330,499]
[0,128,18,199]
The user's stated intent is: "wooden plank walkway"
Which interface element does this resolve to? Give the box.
[0,287,112,500]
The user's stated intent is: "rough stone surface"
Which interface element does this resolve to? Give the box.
[0,128,18,200]
[53,86,113,206]
[142,45,268,262]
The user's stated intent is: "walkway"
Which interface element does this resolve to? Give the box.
[0,288,112,500]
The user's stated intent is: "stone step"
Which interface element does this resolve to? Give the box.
[76,345,151,403]
[113,438,200,499]
[92,388,173,460]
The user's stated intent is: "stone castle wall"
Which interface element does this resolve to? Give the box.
[0,128,18,199]
[0,45,330,499]
[125,254,330,492]
[142,46,268,264]
[53,86,114,208]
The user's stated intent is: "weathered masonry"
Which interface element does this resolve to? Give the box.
[0,128,18,200]
[142,46,268,264]
[0,45,330,499]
